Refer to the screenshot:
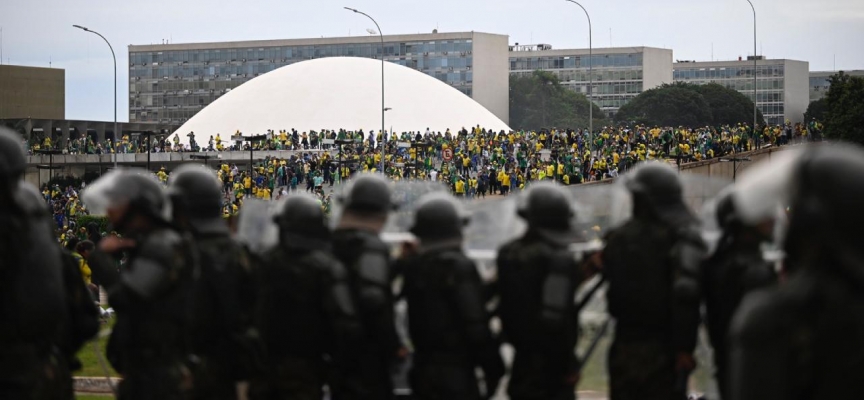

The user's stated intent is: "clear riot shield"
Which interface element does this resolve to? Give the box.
[235,198,281,255]
[605,165,734,233]
[463,196,522,274]
[329,177,449,236]
[81,169,127,216]
[81,168,171,221]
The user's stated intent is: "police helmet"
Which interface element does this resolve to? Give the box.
[784,144,864,276]
[517,181,573,231]
[274,192,329,240]
[82,169,167,228]
[339,173,393,214]
[517,182,581,246]
[409,192,468,243]
[168,164,222,220]
[0,127,26,180]
[625,162,693,226]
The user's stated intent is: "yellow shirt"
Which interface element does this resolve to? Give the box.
[455,180,466,194]
[499,172,511,187]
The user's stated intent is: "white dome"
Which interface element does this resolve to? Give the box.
[176,57,510,146]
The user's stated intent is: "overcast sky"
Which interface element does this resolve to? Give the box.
[2,0,862,122]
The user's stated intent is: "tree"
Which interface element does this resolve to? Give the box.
[822,71,864,145]
[693,83,765,126]
[615,83,712,127]
[804,98,828,123]
[615,82,763,127]
[509,71,606,131]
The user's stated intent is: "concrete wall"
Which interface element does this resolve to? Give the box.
[23,149,332,187]
[0,65,65,120]
[642,47,674,90]
[784,60,810,124]
[471,33,511,126]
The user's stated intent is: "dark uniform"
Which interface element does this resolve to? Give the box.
[729,145,864,400]
[700,192,776,399]
[86,171,195,400]
[602,163,702,400]
[253,193,361,400]
[168,164,261,400]
[331,174,401,400]
[0,127,75,399]
[401,194,504,400]
[497,183,587,400]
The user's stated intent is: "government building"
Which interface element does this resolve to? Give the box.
[508,45,674,118]
[673,56,809,125]
[128,31,509,126]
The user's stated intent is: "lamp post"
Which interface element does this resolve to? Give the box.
[745,0,758,149]
[344,7,386,175]
[35,149,63,186]
[720,156,751,182]
[564,0,593,155]
[242,134,268,177]
[73,24,117,167]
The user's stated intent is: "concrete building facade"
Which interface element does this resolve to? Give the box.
[128,31,510,126]
[809,70,864,102]
[508,45,674,117]
[673,57,810,125]
[0,65,65,120]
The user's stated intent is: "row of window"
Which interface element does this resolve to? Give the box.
[561,82,643,96]
[511,68,644,83]
[129,56,474,81]
[129,40,474,65]
[678,78,785,92]
[509,53,643,70]
[673,64,785,80]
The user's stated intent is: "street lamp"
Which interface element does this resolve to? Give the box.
[35,149,63,186]
[564,0,593,154]
[720,156,752,182]
[745,0,758,149]
[344,7,386,175]
[73,24,117,167]
[240,134,268,177]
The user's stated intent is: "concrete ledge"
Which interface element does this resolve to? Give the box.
[73,376,121,394]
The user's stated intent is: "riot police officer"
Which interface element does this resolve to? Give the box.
[253,193,361,400]
[730,145,864,400]
[331,174,401,400]
[0,128,76,399]
[400,193,504,400]
[167,164,260,400]
[497,182,590,400]
[602,162,703,400]
[84,169,195,400]
[700,190,776,399]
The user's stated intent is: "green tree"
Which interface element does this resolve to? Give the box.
[509,71,606,130]
[615,83,712,126]
[804,98,828,123]
[693,83,764,126]
[822,71,864,145]
[615,82,763,127]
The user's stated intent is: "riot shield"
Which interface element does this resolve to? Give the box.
[604,163,733,232]
[81,168,171,221]
[235,198,281,255]
[329,176,449,235]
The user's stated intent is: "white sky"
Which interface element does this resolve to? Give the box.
[2,0,862,122]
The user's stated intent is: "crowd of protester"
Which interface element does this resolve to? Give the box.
[40,120,819,242]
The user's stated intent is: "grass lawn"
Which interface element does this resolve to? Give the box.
[74,319,119,378]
